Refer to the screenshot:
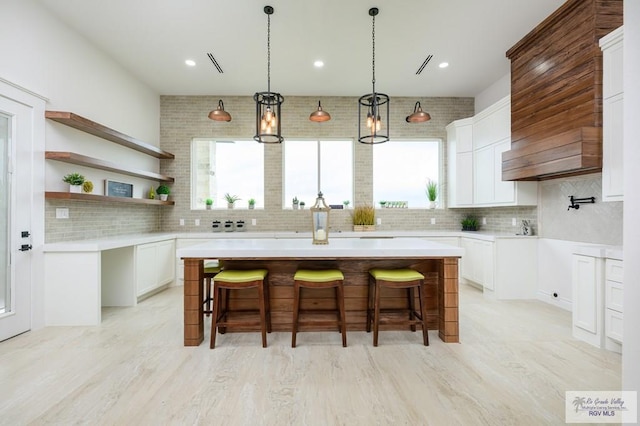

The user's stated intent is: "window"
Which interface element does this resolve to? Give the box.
[373,139,441,208]
[284,139,353,208]
[191,139,264,209]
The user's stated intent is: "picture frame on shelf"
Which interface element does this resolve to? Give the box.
[104,179,133,198]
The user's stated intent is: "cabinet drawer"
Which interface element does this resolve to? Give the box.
[606,259,623,282]
[605,280,623,313]
[605,308,623,343]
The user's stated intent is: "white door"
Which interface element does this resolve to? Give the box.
[0,93,36,341]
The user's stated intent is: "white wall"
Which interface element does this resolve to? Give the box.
[0,0,161,329]
[474,73,510,112]
[623,0,640,413]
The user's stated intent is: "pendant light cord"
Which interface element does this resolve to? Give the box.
[267,13,271,95]
[371,13,376,93]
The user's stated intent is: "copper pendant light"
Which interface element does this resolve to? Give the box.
[208,99,232,122]
[309,101,331,122]
[406,101,431,123]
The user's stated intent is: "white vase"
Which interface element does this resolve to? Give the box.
[429,201,436,209]
[69,184,82,193]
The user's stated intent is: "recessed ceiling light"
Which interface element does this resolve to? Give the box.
[185,59,196,67]
[314,60,324,68]
[439,62,449,69]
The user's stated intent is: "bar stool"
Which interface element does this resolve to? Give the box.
[292,269,347,348]
[367,268,429,346]
[203,260,222,317]
[210,269,271,349]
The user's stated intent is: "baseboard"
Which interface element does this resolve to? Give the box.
[537,290,572,311]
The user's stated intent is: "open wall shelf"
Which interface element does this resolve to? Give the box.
[45,192,174,206]
[46,151,174,182]
[45,111,174,159]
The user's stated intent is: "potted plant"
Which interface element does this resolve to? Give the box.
[426,180,438,208]
[379,201,386,208]
[461,216,479,231]
[205,198,213,209]
[224,193,240,209]
[292,196,299,209]
[62,172,85,193]
[343,200,350,209]
[157,184,171,201]
[352,204,376,231]
[299,201,305,209]
[248,198,256,209]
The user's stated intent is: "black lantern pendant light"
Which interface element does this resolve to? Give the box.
[254,5,284,144]
[406,101,431,123]
[358,7,389,144]
[309,100,331,122]
[208,99,232,122]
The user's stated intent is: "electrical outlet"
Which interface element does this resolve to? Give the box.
[430,218,436,225]
[195,219,200,226]
[56,208,69,219]
[179,219,185,226]
[482,217,487,225]
[512,218,517,226]
[252,219,257,226]
[377,218,382,225]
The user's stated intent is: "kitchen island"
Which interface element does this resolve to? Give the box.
[178,238,463,346]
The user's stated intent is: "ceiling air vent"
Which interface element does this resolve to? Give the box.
[415,54,433,75]
[207,53,223,73]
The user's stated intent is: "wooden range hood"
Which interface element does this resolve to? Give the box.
[503,0,622,181]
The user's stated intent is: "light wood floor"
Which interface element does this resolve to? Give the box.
[0,283,620,425]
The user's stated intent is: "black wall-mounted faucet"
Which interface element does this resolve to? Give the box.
[568,195,595,210]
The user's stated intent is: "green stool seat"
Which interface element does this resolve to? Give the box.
[204,260,222,274]
[294,269,344,282]
[367,268,429,347]
[210,269,271,349]
[292,269,347,348]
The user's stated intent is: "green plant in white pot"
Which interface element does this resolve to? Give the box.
[224,193,240,209]
[205,198,213,209]
[63,172,85,193]
[426,180,438,208]
[156,184,171,201]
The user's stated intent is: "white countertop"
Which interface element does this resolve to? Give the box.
[177,237,464,259]
[573,244,624,261]
[42,233,176,252]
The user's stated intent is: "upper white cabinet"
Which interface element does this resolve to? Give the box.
[447,96,537,208]
[446,118,474,207]
[600,26,624,202]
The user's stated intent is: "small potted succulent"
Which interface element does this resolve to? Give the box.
[156,184,171,201]
[62,172,85,193]
[248,198,256,209]
[224,193,240,209]
[299,201,306,209]
[343,200,350,209]
[205,198,213,209]
[292,196,299,210]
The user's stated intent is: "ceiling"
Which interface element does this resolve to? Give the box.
[36,0,566,98]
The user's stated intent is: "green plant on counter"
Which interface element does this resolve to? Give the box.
[461,216,479,231]
[62,172,85,185]
[352,205,376,225]
[426,180,438,202]
[205,198,213,206]
[343,200,350,208]
[156,184,171,195]
[224,193,240,203]
[248,198,256,206]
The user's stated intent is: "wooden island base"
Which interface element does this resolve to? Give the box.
[184,257,459,346]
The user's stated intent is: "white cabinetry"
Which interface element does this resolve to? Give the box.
[604,259,623,352]
[136,239,175,298]
[446,118,474,207]
[472,96,537,207]
[460,236,536,298]
[600,26,624,202]
[572,254,603,348]
[447,96,537,208]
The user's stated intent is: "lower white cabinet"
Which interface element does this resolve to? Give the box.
[572,253,623,352]
[460,236,536,299]
[136,239,175,298]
